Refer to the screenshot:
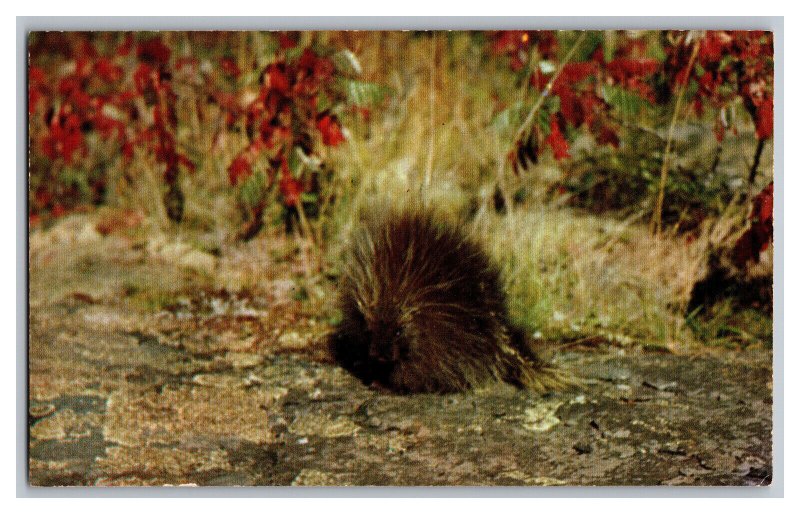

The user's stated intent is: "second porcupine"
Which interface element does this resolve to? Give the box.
[328,207,567,393]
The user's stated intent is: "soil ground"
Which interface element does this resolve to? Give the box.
[27,215,773,487]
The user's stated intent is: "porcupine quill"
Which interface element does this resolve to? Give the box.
[328,207,567,393]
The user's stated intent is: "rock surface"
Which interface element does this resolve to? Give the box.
[28,219,773,487]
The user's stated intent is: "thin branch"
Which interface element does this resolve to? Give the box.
[748,137,766,185]
[650,33,701,235]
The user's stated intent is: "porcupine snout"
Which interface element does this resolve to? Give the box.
[367,321,409,363]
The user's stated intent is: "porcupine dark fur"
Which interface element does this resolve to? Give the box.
[328,207,567,394]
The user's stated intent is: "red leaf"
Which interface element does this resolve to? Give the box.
[92,113,125,140]
[279,173,303,207]
[220,57,241,78]
[28,87,43,114]
[545,116,570,160]
[733,182,774,266]
[117,34,134,56]
[175,57,199,72]
[265,64,290,95]
[41,113,84,164]
[133,63,155,94]
[95,58,123,83]
[553,62,598,90]
[298,49,333,80]
[137,37,171,66]
[698,32,729,63]
[51,203,66,218]
[597,125,620,148]
[317,114,346,147]
[29,66,46,85]
[278,32,298,49]
[491,31,531,55]
[751,182,773,225]
[606,58,659,81]
[178,155,196,174]
[228,155,253,185]
[34,189,52,208]
[755,96,773,140]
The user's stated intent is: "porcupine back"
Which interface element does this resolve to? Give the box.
[328,208,566,393]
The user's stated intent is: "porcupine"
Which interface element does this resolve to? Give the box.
[328,207,567,393]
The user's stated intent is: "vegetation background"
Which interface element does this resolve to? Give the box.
[28,30,774,354]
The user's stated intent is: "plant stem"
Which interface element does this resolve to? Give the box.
[422,34,437,201]
[748,137,766,185]
[296,198,323,273]
[650,34,701,235]
[710,141,723,175]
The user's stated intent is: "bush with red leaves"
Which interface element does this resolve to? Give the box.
[28,33,195,222]
[491,30,774,237]
[29,32,372,236]
[665,31,774,148]
[491,30,773,182]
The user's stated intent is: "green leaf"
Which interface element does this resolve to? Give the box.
[239,169,266,208]
[490,101,525,132]
[60,167,90,196]
[601,84,650,118]
[316,90,332,113]
[260,33,280,58]
[646,38,667,62]
[574,31,604,62]
[333,49,362,75]
[300,192,318,203]
[339,79,390,107]
[285,45,305,62]
[287,147,303,177]
[241,69,262,88]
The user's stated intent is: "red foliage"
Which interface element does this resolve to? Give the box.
[29,33,198,219]
[137,37,171,65]
[279,174,303,207]
[752,182,774,225]
[220,57,241,78]
[666,30,773,140]
[755,96,774,140]
[545,116,570,160]
[228,155,253,186]
[596,124,620,148]
[606,57,659,101]
[492,30,773,172]
[733,182,774,267]
[40,108,84,164]
[223,39,351,211]
[95,57,124,82]
[491,31,557,71]
[317,114,346,147]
